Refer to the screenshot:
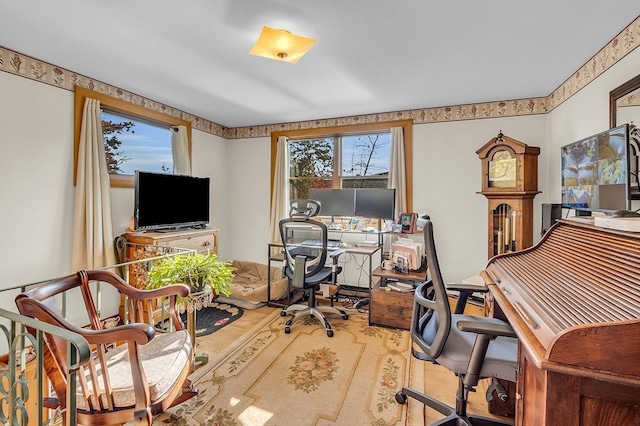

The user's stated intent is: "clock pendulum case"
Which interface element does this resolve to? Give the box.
[476,132,540,258]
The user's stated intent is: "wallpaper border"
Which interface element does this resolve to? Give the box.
[1,16,637,139]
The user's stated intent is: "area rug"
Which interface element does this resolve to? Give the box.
[154,310,415,426]
[180,302,243,337]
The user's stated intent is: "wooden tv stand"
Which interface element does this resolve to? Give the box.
[123,228,218,256]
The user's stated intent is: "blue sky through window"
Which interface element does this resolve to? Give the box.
[101,111,173,175]
[341,133,390,176]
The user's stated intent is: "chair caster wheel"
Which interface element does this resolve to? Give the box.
[327,329,334,337]
[395,391,407,404]
[285,326,291,334]
[280,310,287,317]
[342,314,349,320]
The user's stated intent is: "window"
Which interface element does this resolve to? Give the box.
[271,120,413,212]
[101,111,173,175]
[74,87,192,188]
[288,132,391,199]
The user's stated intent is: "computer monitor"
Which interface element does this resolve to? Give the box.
[561,124,630,213]
[354,188,396,220]
[309,189,356,217]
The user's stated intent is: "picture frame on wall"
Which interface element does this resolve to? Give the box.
[399,212,417,234]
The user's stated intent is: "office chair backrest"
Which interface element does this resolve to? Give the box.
[410,219,452,360]
[289,199,321,218]
[279,199,329,280]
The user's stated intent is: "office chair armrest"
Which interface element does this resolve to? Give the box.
[445,283,487,314]
[329,249,345,261]
[458,318,517,389]
[445,283,488,293]
[456,319,517,338]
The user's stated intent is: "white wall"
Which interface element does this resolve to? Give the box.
[0,73,75,293]
[225,137,273,263]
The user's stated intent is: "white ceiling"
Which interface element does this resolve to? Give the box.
[1,1,639,128]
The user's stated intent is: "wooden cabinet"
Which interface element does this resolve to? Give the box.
[369,267,426,330]
[123,228,218,258]
[369,285,414,330]
[122,228,218,288]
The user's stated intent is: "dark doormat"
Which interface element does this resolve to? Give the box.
[181,302,244,337]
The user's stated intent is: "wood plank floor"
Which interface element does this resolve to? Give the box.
[193,302,514,425]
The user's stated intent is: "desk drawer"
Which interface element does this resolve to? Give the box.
[159,234,216,253]
[369,287,414,330]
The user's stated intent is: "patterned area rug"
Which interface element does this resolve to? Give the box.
[154,310,414,425]
[180,302,243,337]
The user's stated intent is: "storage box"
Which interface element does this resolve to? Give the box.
[369,285,414,330]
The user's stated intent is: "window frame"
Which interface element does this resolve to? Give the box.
[271,119,413,212]
[73,86,192,188]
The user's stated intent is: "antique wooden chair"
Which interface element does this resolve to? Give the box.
[15,269,197,425]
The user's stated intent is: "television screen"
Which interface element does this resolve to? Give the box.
[309,188,355,217]
[354,188,396,220]
[135,171,210,231]
[561,124,629,212]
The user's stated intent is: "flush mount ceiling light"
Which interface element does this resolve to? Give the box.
[249,26,317,64]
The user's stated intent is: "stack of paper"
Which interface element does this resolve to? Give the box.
[387,282,414,292]
[391,238,423,270]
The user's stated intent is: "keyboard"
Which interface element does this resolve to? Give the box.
[300,239,343,248]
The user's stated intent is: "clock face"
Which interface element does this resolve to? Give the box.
[488,150,516,188]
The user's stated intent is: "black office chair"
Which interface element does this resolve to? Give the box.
[279,199,349,337]
[395,219,518,425]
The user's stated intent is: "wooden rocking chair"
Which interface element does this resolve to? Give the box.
[15,269,197,425]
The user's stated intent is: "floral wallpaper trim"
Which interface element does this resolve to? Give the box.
[0,17,637,139]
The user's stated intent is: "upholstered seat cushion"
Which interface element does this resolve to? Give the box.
[76,329,191,410]
[423,314,517,382]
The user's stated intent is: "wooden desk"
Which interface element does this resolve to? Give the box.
[482,220,640,425]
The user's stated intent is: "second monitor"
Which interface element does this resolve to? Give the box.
[309,188,396,220]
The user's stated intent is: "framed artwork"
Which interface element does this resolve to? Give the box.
[399,212,417,234]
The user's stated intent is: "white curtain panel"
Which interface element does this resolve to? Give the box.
[171,125,191,175]
[71,98,116,270]
[389,126,407,218]
[270,136,290,243]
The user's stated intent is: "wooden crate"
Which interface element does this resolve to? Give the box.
[369,285,414,330]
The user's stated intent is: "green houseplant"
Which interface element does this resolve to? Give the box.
[146,251,234,298]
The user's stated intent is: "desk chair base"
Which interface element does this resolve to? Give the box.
[395,375,513,426]
[281,302,349,337]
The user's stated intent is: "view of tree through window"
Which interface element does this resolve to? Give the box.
[101,111,173,176]
[289,132,391,199]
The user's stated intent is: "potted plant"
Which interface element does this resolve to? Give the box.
[146,251,234,299]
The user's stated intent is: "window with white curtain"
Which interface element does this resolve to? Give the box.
[101,110,173,175]
[271,119,414,214]
[74,87,192,188]
[289,132,391,199]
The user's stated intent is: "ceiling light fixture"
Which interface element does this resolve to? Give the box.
[249,26,317,64]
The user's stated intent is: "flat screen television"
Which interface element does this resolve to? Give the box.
[561,124,630,213]
[354,188,396,220]
[309,188,355,217]
[134,171,210,231]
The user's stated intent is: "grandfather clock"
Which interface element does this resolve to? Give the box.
[477,132,540,418]
[477,132,540,259]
